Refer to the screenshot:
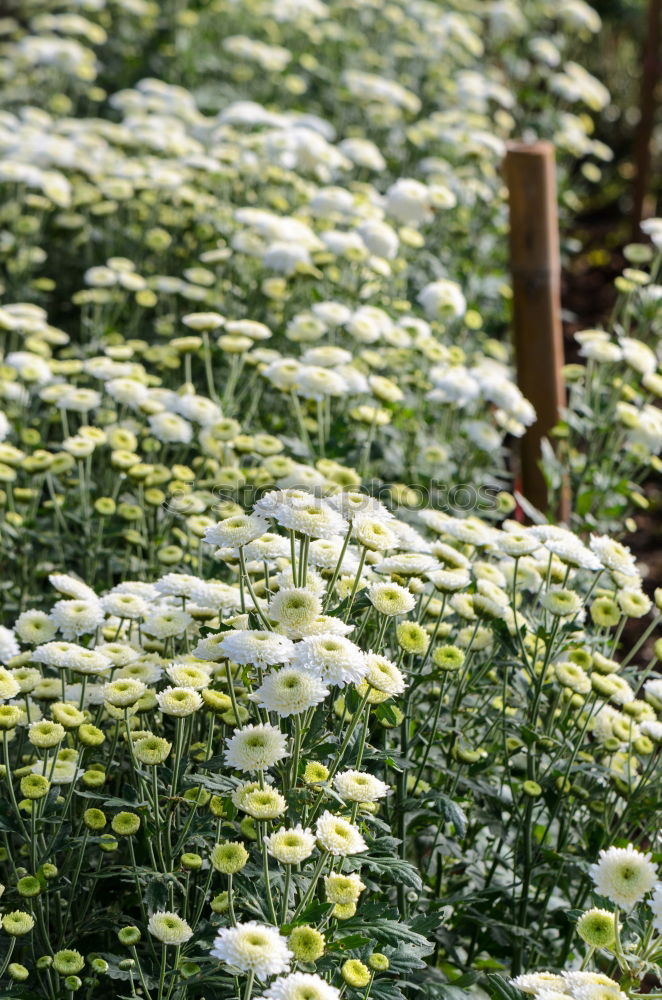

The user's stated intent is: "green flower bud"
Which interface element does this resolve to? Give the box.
[2,910,35,935]
[64,976,82,991]
[53,950,85,975]
[289,925,325,963]
[118,926,141,946]
[20,773,50,799]
[0,705,22,730]
[41,863,58,880]
[17,875,41,898]
[239,816,257,841]
[180,852,203,871]
[134,735,171,765]
[577,908,617,948]
[36,955,52,969]
[119,959,136,970]
[303,761,329,785]
[211,841,249,874]
[8,962,29,981]
[83,808,107,831]
[211,891,229,914]
[111,812,141,836]
[82,769,106,789]
[342,959,371,988]
[78,723,105,747]
[99,834,118,852]
[209,795,225,817]
[368,953,389,971]
[522,780,542,798]
[90,957,109,973]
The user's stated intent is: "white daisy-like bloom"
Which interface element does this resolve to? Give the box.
[291,634,367,687]
[50,599,105,639]
[220,630,296,667]
[0,627,20,665]
[154,573,202,598]
[142,609,192,640]
[363,654,406,696]
[427,569,471,593]
[14,610,58,645]
[368,581,416,616]
[257,973,340,1000]
[264,824,316,865]
[352,513,397,551]
[0,666,20,701]
[32,757,81,785]
[167,663,211,690]
[510,973,566,995]
[650,883,662,932]
[148,412,193,444]
[243,534,291,562]
[334,770,390,803]
[267,495,347,540]
[204,513,270,549]
[268,588,323,633]
[32,642,111,675]
[225,723,289,772]
[250,667,329,717]
[100,592,149,620]
[590,844,657,908]
[284,615,354,640]
[589,535,638,578]
[156,686,203,717]
[49,573,98,601]
[315,811,367,856]
[148,911,193,945]
[211,921,292,977]
[375,553,438,576]
[308,538,360,574]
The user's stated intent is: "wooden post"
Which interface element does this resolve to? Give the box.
[632,0,661,236]
[504,141,570,522]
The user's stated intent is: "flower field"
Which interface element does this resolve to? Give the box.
[1,1,662,998]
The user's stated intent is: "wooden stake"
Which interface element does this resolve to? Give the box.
[632,0,661,235]
[504,141,570,522]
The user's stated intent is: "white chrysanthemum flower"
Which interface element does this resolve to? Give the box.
[334,770,389,802]
[0,627,20,665]
[589,536,638,578]
[167,663,211,690]
[100,593,149,620]
[204,513,269,548]
[103,677,146,707]
[590,844,657,908]
[148,412,192,444]
[220,630,295,667]
[156,686,203,717]
[510,973,565,995]
[48,573,98,601]
[268,589,322,632]
[315,811,367,856]
[225,723,289,772]
[50,599,104,639]
[250,668,329,717]
[650,883,662,932]
[258,973,340,1000]
[368,582,416,616]
[97,643,141,668]
[211,921,292,977]
[291,634,366,687]
[0,666,20,701]
[264,825,316,864]
[148,911,193,945]
[324,871,366,904]
[352,513,397,551]
[143,609,192,640]
[268,495,347,540]
[32,642,111,675]
[14,610,57,645]
[154,574,202,599]
[363,654,406,695]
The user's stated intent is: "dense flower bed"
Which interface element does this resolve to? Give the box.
[0,2,661,999]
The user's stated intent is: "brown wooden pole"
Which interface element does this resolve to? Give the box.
[632,0,661,236]
[504,141,570,522]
